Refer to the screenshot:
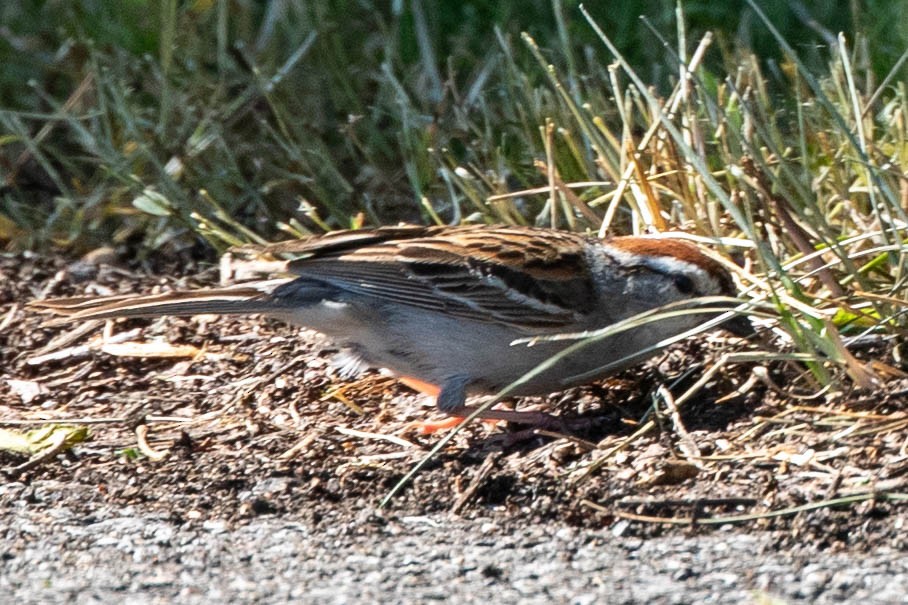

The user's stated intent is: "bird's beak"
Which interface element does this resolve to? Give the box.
[722,313,754,338]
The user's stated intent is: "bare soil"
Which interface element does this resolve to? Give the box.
[1,251,906,603]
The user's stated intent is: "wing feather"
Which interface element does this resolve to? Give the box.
[280,225,598,329]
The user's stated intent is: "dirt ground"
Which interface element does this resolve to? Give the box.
[1,251,906,603]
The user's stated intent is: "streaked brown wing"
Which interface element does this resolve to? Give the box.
[282,225,597,329]
[254,224,439,258]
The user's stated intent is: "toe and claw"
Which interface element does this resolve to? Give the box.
[398,375,564,435]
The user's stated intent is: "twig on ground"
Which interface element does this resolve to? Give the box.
[335,426,418,450]
[451,451,502,514]
[583,491,908,525]
[135,425,169,461]
[656,385,701,463]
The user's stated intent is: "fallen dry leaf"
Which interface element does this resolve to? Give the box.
[6,379,48,403]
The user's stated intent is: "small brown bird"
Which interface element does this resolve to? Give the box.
[31,225,748,429]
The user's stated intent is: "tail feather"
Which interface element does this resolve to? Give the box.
[29,279,293,322]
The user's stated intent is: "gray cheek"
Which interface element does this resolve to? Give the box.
[625,274,680,304]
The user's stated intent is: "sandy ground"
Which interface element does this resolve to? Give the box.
[1,253,906,603]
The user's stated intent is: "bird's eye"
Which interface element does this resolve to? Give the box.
[673,275,696,295]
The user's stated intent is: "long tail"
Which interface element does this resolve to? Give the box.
[29,279,293,323]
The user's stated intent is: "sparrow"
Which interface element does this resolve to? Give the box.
[30,224,748,429]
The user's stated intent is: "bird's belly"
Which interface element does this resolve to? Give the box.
[270,302,662,398]
[388,324,666,397]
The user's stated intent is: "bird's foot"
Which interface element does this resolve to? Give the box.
[403,415,504,435]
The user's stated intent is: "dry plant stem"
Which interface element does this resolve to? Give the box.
[542,119,560,228]
[135,424,169,461]
[617,497,759,508]
[595,32,713,238]
[671,352,795,410]
[574,420,656,484]
[820,318,880,389]
[380,374,536,507]
[321,383,368,415]
[8,73,95,184]
[235,357,307,408]
[26,321,110,363]
[584,490,908,526]
[0,415,193,426]
[278,432,319,460]
[584,5,751,232]
[627,139,667,231]
[532,429,598,451]
[0,303,19,332]
[656,385,701,463]
[740,156,845,298]
[532,160,600,224]
[334,426,417,450]
[451,451,502,514]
